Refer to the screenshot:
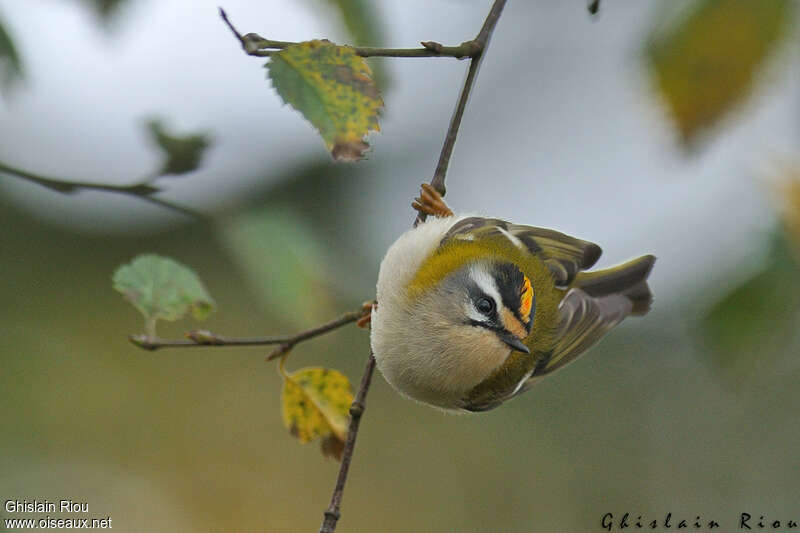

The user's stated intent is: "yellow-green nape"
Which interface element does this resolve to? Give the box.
[406,237,546,296]
[406,240,496,296]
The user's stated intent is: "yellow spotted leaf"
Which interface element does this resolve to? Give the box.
[646,0,794,146]
[267,40,383,161]
[280,366,353,460]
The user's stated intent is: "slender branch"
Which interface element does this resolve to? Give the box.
[475,0,508,48]
[424,56,481,205]
[128,306,369,353]
[220,7,477,59]
[319,2,508,532]
[0,160,204,219]
[319,353,376,533]
[416,0,507,225]
[219,6,244,42]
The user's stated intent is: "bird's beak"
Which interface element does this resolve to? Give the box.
[498,332,530,354]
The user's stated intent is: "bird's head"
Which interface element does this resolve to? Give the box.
[424,259,536,355]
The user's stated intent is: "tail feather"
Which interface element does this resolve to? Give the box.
[572,254,655,316]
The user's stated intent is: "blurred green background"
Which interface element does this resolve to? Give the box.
[1,1,799,531]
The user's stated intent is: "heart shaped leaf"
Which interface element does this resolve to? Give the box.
[113,254,215,335]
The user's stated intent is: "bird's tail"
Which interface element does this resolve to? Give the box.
[572,254,655,316]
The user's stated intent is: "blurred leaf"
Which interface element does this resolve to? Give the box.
[700,232,800,378]
[314,0,389,86]
[146,120,211,177]
[81,0,127,21]
[776,171,800,255]
[647,0,794,146]
[218,205,336,326]
[0,15,22,88]
[317,0,383,47]
[112,254,215,335]
[267,40,383,161]
[280,365,353,460]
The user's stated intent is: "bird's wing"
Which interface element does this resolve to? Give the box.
[522,288,631,389]
[441,217,602,286]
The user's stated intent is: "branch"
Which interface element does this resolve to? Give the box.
[320,2,508,532]
[127,306,369,355]
[319,353,376,533]
[220,7,479,60]
[0,160,203,219]
[416,0,507,225]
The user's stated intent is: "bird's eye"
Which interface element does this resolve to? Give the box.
[476,297,494,314]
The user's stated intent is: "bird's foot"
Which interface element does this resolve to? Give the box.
[356,300,376,329]
[412,183,453,219]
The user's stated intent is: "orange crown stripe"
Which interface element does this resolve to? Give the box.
[519,276,533,323]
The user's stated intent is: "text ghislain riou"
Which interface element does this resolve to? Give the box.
[5,499,88,513]
[602,512,800,530]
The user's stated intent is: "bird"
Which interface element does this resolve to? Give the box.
[369,184,655,412]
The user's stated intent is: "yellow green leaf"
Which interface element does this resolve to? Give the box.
[280,365,353,460]
[267,40,383,161]
[646,0,794,146]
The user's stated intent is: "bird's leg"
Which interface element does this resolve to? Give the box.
[356,300,377,329]
[412,183,454,219]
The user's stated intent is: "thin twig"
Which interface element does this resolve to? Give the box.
[127,307,368,353]
[416,0,507,226]
[319,2,508,531]
[319,353,376,533]
[219,6,243,42]
[425,57,481,206]
[0,161,204,219]
[219,7,477,60]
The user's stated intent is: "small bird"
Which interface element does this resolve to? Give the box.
[370,184,655,412]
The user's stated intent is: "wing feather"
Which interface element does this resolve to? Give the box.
[529,288,631,380]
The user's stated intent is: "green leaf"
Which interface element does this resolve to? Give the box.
[646,0,794,146]
[112,254,215,335]
[280,365,353,460]
[146,119,211,177]
[218,205,336,326]
[0,16,22,89]
[267,40,383,161]
[700,232,800,379]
